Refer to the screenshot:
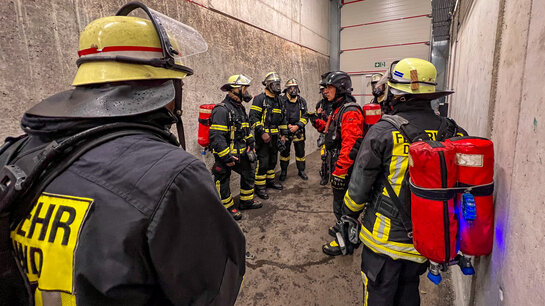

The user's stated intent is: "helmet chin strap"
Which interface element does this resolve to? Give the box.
[173,79,186,149]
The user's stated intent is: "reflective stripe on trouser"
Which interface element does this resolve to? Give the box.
[361,272,369,306]
[35,289,77,306]
[279,139,305,171]
[240,188,254,201]
[213,156,255,208]
[360,245,427,306]
[256,136,278,184]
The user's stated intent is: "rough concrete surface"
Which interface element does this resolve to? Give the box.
[0,0,329,171]
[235,151,454,305]
[448,0,545,305]
[448,0,500,138]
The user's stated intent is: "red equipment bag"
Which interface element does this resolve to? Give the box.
[198,104,215,147]
[362,103,382,125]
[449,137,495,256]
[409,141,459,264]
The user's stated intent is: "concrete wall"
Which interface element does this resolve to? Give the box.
[448,0,545,305]
[0,0,329,166]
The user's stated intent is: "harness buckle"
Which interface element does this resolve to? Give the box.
[0,165,27,213]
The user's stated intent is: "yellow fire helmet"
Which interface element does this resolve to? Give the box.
[73,4,207,86]
[26,2,208,120]
[387,58,453,100]
[220,74,252,92]
[262,72,281,85]
[285,78,298,88]
[371,73,383,84]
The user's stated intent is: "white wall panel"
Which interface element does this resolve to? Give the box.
[340,0,432,100]
[341,17,431,50]
[340,44,430,73]
[342,0,430,27]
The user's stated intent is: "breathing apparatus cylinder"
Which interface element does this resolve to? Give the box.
[409,141,459,265]
[450,137,495,256]
[198,104,215,147]
[362,103,382,125]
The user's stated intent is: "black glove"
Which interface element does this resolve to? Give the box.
[335,215,361,255]
[331,174,348,190]
[306,112,318,125]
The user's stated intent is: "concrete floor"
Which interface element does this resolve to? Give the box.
[235,150,454,305]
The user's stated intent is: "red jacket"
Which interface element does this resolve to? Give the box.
[315,102,365,177]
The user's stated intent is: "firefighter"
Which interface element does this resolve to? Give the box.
[310,72,365,255]
[0,4,245,305]
[249,72,288,199]
[279,78,308,181]
[372,72,394,114]
[340,58,466,305]
[210,75,263,220]
[370,72,384,104]
[314,74,333,186]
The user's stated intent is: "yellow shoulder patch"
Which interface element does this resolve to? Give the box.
[11,192,94,294]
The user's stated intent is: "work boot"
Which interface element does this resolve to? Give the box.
[267,180,283,190]
[322,240,343,256]
[279,169,287,181]
[227,207,242,221]
[320,174,329,186]
[319,169,329,186]
[239,199,263,210]
[298,170,308,181]
[255,186,269,200]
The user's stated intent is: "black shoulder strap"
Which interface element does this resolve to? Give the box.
[335,102,363,130]
[381,173,413,236]
[436,117,460,141]
[378,114,428,237]
[0,136,30,169]
[215,102,235,125]
[381,114,431,143]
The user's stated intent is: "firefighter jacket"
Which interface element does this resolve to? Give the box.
[281,94,308,132]
[342,100,466,263]
[249,91,288,138]
[320,95,364,178]
[209,94,255,164]
[8,111,246,305]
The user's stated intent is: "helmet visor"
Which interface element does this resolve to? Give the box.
[234,74,252,86]
[149,8,208,60]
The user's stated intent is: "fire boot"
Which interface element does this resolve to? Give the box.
[227,207,242,221]
[320,175,329,186]
[298,170,308,180]
[322,240,342,256]
[255,186,269,200]
[319,163,329,186]
[239,199,263,210]
[279,168,287,181]
[267,179,283,190]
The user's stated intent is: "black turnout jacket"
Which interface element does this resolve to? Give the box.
[5,111,245,305]
[209,95,254,164]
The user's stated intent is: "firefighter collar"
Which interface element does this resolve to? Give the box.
[265,89,276,98]
[287,93,297,103]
